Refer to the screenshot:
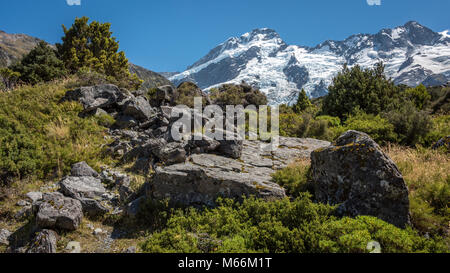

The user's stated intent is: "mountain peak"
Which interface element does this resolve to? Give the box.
[172,21,450,105]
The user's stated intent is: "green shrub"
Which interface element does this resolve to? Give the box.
[383,101,433,146]
[210,83,268,107]
[0,68,21,90]
[0,79,112,182]
[272,162,313,197]
[422,115,450,147]
[10,41,67,85]
[139,195,448,253]
[343,111,397,144]
[404,84,431,110]
[175,82,208,108]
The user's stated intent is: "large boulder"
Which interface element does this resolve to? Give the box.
[71,162,99,177]
[27,230,58,253]
[122,96,155,121]
[59,176,109,217]
[34,192,83,231]
[310,131,411,228]
[150,137,330,207]
[63,84,126,113]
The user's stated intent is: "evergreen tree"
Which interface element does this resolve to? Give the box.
[293,89,311,113]
[10,41,66,85]
[322,62,398,119]
[56,17,141,89]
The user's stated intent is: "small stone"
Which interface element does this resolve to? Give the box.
[0,229,12,246]
[93,228,103,236]
[16,200,31,207]
[26,192,43,203]
[65,241,81,253]
[124,246,136,253]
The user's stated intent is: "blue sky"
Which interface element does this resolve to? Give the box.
[0,0,449,72]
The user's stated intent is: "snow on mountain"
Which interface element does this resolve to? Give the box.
[170,22,450,105]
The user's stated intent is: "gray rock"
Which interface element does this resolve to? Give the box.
[156,85,178,106]
[65,241,81,253]
[34,192,83,231]
[149,137,330,207]
[124,246,137,253]
[59,176,106,200]
[118,178,134,203]
[114,115,138,129]
[71,161,99,177]
[16,200,31,207]
[155,141,187,165]
[63,84,126,113]
[216,136,243,159]
[26,192,43,203]
[122,96,155,121]
[188,133,220,154]
[310,131,411,228]
[27,229,58,253]
[126,196,146,218]
[15,205,33,220]
[0,229,11,246]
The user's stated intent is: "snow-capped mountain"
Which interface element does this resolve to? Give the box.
[170,21,450,105]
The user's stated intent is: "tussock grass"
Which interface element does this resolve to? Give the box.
[385,145,449,237]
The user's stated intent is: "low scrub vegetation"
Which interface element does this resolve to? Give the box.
[139,195,448,253]
[0,78,112,183]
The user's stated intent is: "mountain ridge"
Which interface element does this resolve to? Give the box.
[170,21,450,105]
[0,30,171,90]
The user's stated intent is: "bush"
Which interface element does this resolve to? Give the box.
[272,161,313,198]
[139,195,448,253]
[0,79,112,182]
[404,84,431,110]
[10,41,66,85]
[210,83,268,107]
[175,82,208,108]
[422,115,450,147]
[383,101,433,146]
[0,68,20,90]
[343,111,397,144]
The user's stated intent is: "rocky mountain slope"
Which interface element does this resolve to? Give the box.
[170,21,450,104]
[0,30,42,67]
[128,63,173,89]
[0,30,171,89]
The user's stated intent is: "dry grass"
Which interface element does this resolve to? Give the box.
[385,144,449,237]
[384,144,449,193]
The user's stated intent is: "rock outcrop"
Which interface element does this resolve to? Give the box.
[34,192,83,231]
[59,176,110,217]
[311,131,411,228]
[151,137,330,207]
